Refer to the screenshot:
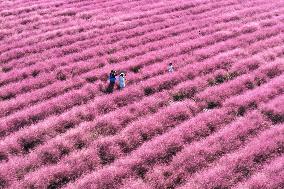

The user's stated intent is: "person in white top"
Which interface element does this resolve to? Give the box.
[168,63,174,73]
[119,73,126,89]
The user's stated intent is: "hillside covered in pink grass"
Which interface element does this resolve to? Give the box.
[0,0,283,188]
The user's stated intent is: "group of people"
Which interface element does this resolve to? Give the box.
[106,70,126,93]
[106,63,174,93]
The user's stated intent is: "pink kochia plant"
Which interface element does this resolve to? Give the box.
[233,155,284,189]
[0,0,283,188]
[180,124,284,189]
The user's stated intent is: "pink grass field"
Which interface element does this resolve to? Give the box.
[0,0,283,188]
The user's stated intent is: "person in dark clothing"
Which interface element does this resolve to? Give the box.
[106,70,117,93]
[109,70,116,84]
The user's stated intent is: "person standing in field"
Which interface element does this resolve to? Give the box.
[119,72,126,89]
[168,63,174,73]
[106,70,117,93]
[109,70,117,84]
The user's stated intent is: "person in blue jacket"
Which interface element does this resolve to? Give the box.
[109,70,117,84]
[107,70,117,93]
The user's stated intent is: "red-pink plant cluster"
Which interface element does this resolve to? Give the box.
[0,0,283,188]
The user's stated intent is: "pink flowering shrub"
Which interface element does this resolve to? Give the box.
[0,0,283,188]
[233,155,284,189]
[180,124,284,189]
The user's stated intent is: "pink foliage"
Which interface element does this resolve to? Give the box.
[0,0,283,188]
[233,155,284,189]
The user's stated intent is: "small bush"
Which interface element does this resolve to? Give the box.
[9,147,20,156]
[80,14,92,20]
[98,145,115,165]
[254,77,265,86]
[47,175,72,189]
[275,143,284,154]
[106,48,116,54]
[205,151,224,163]
[224,15,240,22]
[248,102,257,109]
[141,133,149,141]
[22,72,29,79]
[108,57,118,64]
[263,54,276,62]
[74,140,85,149]
[172,31,180,36]
[245,81,254,89]
[133,165,148,179]
[41,151,59,164]
[59,146,70,156]
[21,138,42,153]
[14,51,25,59]
[208,79,216,86]
[63,121,75,130]
[208,123,216,133]
[1,11,12,17]
[13,119,30,132]
[1,93,15,100]
[59,10,76,17]
[97,102,116,115]
[32,70,40,77]
[234,165,251,178]
[56,72,67,81]
[2,67,12,72]
[172,92,188,101]
[207,73,235,86]
[81,54,94,61]
[212,185,229,189]
[158,80,177,91]
[163,171,172,178]
[131,66,141,73]
[63,48,79,55]
[95,120,117,136]
[117,141,131,153]
[30,114,42,123]
[215,75,225,84]
[264,111,284,124]
[253,154,269,164]
[207,101,220,109]
[86,76,98,83]
[21,19,31,25]
[98,62,105,68]
[158,146,182,164]
[236,106,245,117]
[171,113,189,123]
[226,71,239,80]
[171,176,184,188]
[266,69,280,78]
[96,51,104,56]
[0,152,8,162]
[144,87,155,96]
[0,178,6,189]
